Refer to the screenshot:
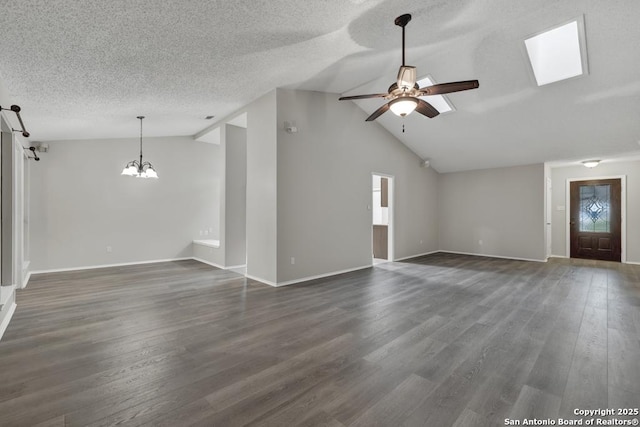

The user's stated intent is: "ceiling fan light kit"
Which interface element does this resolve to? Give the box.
[582,160,600,168]
[389,97,418,117]
[339,13,479,122]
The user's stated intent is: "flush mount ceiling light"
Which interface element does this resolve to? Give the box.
[121,116,158,179]
[524,18,588,86]
[582,160,600,168]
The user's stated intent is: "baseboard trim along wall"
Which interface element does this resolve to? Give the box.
[244,273,278,287]
[191,257,226,270]
[191,259,372,288]
[30,258,194,275]
[275,264,373,287]
[23,272,32,289]
[439,250,547,263]
[0,301,17,342]
[225,264,247,270]
[394,251,440,262]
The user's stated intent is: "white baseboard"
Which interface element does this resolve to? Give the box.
[21,260,30,289]
[625,261,640,265]
[244,273,277,287]
[438,250,547,263]
[191,257,226,270]
[275,264,372,287]
[0,301,17,342]
[548,254,569,259]
[394,251,440,262]
[29,257,193,275]
[225,264,247,270]
[22,271,31,289]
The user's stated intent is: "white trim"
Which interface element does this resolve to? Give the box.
[625,261,640,266]
[275,264,372,287]
[549,254,569,259]
[439,250,547,263]
[225,264,246,270]
[191,257,226,270]
[22,271,31,289]
[371,172,395,262]
[0,284,15,306]
[245,273,277,287]
[565,176,626,262]
[192,239,221,249]
[29,257,193,275]
[20,260,30,289]
[395,251,440,262]
[0,302,17,342]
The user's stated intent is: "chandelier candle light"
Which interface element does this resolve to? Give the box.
[121,116,158,179]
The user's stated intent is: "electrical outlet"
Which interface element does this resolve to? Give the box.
[291,257,295,265]
[106,246,112,253]
[478,240,483,245]
[420,240,423,245]
[199,230,204,236]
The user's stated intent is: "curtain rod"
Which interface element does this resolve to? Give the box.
[0,104,30,137]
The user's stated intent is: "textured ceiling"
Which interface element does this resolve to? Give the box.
[0,0,639,172]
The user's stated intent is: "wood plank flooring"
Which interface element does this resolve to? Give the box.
[0,253,638,426]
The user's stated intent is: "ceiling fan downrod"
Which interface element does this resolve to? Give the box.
[394,14,412,66]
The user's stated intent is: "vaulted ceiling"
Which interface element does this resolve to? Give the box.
[0,0,639,172]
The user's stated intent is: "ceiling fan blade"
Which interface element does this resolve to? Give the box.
[365,103,391,121]
[415,99,440,118]
[339,93,388,101]
[419,80,479,95]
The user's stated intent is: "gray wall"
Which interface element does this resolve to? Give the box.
[275,89,440,283]
[550,160,640,263]
[29,136,220,271]
[225,124,247,267]
[245,91,278,283]
[438,163,546,261]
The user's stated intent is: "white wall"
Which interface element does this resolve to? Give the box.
[550,160,640,263]
[224,124,247,267]
[29,136,220,271]
[275,89,440,283]
[438,163,546,261]
[245,91,278,284]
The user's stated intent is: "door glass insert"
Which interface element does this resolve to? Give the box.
[579,184,610,232]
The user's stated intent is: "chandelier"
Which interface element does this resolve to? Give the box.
[121,116,158,178]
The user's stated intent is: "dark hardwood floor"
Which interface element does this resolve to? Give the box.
[0,253,639,426]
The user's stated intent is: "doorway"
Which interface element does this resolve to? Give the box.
[372,174,393,264]
[569,178,622,262]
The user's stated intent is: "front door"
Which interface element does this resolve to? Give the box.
[569,179,621,262]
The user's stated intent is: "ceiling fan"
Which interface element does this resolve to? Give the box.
[339,13,479,121]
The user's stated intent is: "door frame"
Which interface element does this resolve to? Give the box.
[371,172,394,262]
[565,175,626,262]
[546,177,552,258]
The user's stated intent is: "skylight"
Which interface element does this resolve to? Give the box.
[416,76,453,113]
[524,19,587,86]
